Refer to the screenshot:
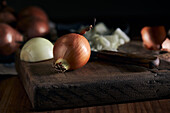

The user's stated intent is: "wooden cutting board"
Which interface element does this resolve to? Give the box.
[15,41,170,110]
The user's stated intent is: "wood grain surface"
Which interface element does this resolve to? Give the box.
[0,76,170,113]
[15,41,170,110]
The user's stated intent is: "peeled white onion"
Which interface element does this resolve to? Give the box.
[98,36,110,47]
[94,22,109,34]
[96,43,103,50]
[119,38,125,45]
[113,28,130,42]
[82,23,130,52]
[105,34,119,48]
[20,37,54,62]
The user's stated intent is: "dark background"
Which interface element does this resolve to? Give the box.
[5,0,170,36]
[6,0,170,22]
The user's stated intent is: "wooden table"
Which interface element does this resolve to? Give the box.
[0,75,170,113]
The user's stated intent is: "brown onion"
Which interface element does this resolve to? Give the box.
[0,12,16,24]
[0,0,16,24]
[0,23,23,56]
[18,6,48,22]
[53,33,91,72]
[161,38,170,52]
[17,17,49,39]
[17,6,49,40]
[141,26,166,50]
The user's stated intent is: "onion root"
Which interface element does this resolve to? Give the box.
[53,58,70,72]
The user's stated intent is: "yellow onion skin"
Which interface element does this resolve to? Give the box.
[53,33,91,71]
[141,26,166,50]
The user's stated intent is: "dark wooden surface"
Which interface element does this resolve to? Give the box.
[15,41,170,110]
[0,76,170,113]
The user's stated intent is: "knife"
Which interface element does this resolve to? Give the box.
[91,50,160,69]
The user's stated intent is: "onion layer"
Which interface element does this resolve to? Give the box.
[53,33,91,72]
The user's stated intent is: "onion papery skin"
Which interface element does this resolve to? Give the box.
[141,26,166,50]
[53,33,91,71]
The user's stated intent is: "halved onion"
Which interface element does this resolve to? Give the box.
[20,37,53,62]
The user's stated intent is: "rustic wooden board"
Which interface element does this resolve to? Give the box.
[15,41,170,110]
[1,77,170,113]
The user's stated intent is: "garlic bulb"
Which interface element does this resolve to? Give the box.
[20,37,53,62]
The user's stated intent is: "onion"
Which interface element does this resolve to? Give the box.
[53,33,91,72]
[17,6,49,40]
[161,38,170,52]
[0,0,16,24]
[18,6,48,22]
[141,26,166,50]
[17,17,49,39]
[0,23,23,56]
[113,28,130,42]
[20,37,53,62]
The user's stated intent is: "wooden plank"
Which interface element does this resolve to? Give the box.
[0,77,170,112]
[15,41,170,110]
[0,77,32,112]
